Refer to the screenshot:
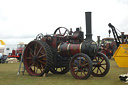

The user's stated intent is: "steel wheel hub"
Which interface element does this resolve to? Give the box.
[33,56,38,62]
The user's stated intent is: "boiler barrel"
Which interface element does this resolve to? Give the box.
[57,40,98,58]
[57,43,81,57]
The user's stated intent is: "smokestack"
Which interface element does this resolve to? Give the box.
[97,36,100,47]
[85,12,92,40]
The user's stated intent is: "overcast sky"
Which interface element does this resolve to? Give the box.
[0,0,128,44]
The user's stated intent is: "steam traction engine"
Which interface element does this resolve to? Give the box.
[23,12,110,79]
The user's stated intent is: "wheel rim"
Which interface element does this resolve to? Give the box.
[70,53,92,79]
[92,52,110,77]
[23,40,48,76]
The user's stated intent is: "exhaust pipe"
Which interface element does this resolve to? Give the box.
[97,36,100,47]
[85,12,92,40]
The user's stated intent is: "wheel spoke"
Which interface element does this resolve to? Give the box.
[101,63,106,65]
[36,46,43,56]
[100,65,106,70]
[38,54,46,58]
[29,48,34,57]
[38,60,46,65]
[82,63,88,67]
[79,57,81,65]
[75,69,79,75]
[63,30,67,35]
[40,64,44,71]
[100,59,104,63]
[34,43,38,55]
[40,68,43,72]
[36,63,39,73]
[74,67,79,75]
[92,66,96,71]
[38,63,43,72]
[34,65,36,72]
[29,63,34,68]
[94,56,98,61]
[96,67,99,74]
[98,67,102,74]
[81,69,87,76]
[59,29,61,34]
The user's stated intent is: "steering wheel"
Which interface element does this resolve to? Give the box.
[35,33,43,40]
[54,27,70,36]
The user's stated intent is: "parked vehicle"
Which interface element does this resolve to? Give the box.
[8,42,27,61]
[100,37,117,59]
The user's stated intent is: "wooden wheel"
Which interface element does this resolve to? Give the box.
[70,53,92,79]
[23,40,53,76]
[92,52,110,77]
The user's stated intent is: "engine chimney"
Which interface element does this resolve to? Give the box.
[85,12,92,40]
[97,36,100,47]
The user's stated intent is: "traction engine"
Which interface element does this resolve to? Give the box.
[23,12,110,79]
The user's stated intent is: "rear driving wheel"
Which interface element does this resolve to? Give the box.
[92,52,110,77]
[23,40,53,76]
[70,53,92,79]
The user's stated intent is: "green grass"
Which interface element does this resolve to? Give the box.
[0,59,128,85]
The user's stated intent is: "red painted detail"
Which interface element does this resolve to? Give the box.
[59,43,70,57]
[58,43,81,57]
[8,55,19,58]
[12,50,16,55]
[41,37,46,42]
[52,35,57,48]
[97,62,101,65]
[8,50,20,58]
[69,44,81,56]
[72,33,79,40]
[101,50,106,55]
[16,48,23,54]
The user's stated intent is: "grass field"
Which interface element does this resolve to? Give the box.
[0,59,128,85]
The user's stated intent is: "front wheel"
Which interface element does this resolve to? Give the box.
[69,53,92,79]
[92,52,110,77]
